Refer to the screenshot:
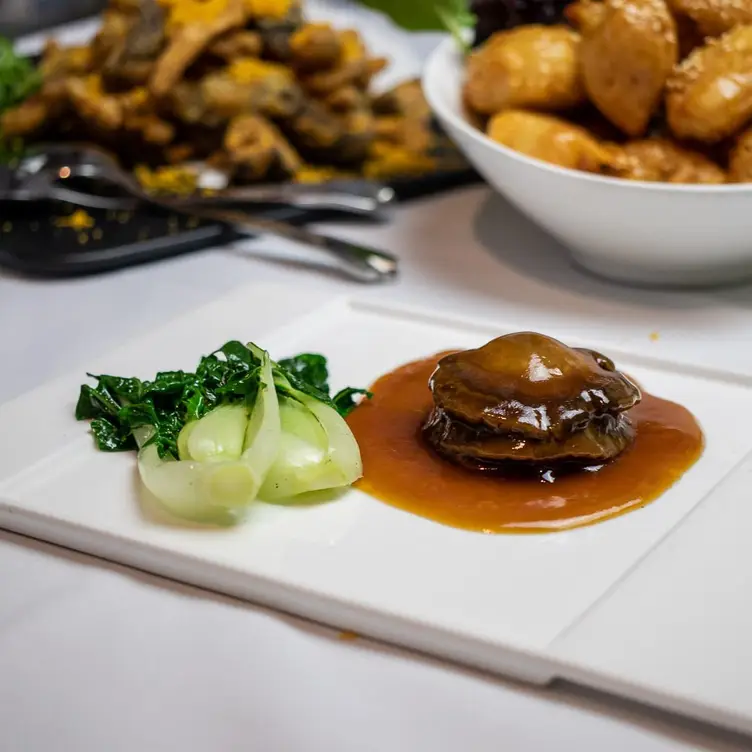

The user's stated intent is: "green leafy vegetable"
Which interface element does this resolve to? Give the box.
[76,342,370,522]
[277,354,330,395]
[0,37,41,112]
[357,0,475,48]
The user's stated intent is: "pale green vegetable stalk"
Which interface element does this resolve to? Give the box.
[137,349,281,523]
[260,373,363,501]
[133,345,363,521]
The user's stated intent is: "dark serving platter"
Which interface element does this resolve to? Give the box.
[1,43,480,277]
[0,167,480,277]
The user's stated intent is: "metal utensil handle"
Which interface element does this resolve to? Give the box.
[193,207,399,284]
[172,180,396,219]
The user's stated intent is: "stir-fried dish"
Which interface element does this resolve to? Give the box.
[463,0,752,183]
[1,0,464,192]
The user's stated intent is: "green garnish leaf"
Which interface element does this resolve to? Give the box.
[357,0,475,48]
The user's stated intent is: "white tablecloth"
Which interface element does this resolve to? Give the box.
[4,11,752,752]
[4,186,752,751]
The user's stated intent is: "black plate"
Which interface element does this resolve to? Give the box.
[0,167,479,278]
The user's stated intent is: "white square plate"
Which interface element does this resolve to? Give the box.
[3,283,752,729]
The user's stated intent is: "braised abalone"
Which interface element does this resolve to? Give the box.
[422,332,641,470]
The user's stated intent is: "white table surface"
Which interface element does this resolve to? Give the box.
[4,12,752,752]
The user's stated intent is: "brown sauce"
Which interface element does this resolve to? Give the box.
[347,353,704,534]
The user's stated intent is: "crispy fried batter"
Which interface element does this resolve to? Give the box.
[580,0,678,137]
[617,137,726,181]
[565,0,607,34]
[2,0,449,188]
[223,113,301,179]
[103,0,166,84]
[149,0,248,97]
[668,0,752,37]
[289,22,341,71]
[209,30,263,59]
[487,109,625,172]
[667,25,752,142]
[40,41,93,79]
[372,79,431,121]
[728,125,752,180]
[0,96,51,138]
[65,75,123,130]
[464,26,585,115]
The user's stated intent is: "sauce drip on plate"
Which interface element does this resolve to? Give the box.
[346,354,704,533]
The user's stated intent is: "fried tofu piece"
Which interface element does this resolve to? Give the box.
[618,138,726,182]
[464,26,585,116]
[667,25,752,142]
[487,109,625,173]
[580,0,678,136]
[149,0,247,98]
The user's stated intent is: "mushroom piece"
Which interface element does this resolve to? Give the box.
[422,332,641,470]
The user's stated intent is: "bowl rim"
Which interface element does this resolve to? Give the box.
[422,35,752,195]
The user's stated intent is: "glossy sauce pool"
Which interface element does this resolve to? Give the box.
[346,354,704,533]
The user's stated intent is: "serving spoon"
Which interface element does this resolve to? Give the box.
[12,144,399,283]
[14,144,396,219]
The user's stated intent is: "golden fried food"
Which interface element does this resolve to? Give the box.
[208,29,263,59]
[667,25,752,142]
[464,26,585,115]
[149,0,248,97]
[0,97,51,138]
[65,76,124,131]
[618,138,726,182]
[288,22,341,71]
[728,126,752,180]
[372,79,432,121]
[40,42,93,79]
[1,0,462,189]
[324,85,367,112]
[580,0,678,137]
[487,109,623,172]
[668,0,752,36]
[299,29,370,95]
[222,113,302,180]
[565,0,607,34]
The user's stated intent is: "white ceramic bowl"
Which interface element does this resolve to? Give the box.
[423,37,752,288]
